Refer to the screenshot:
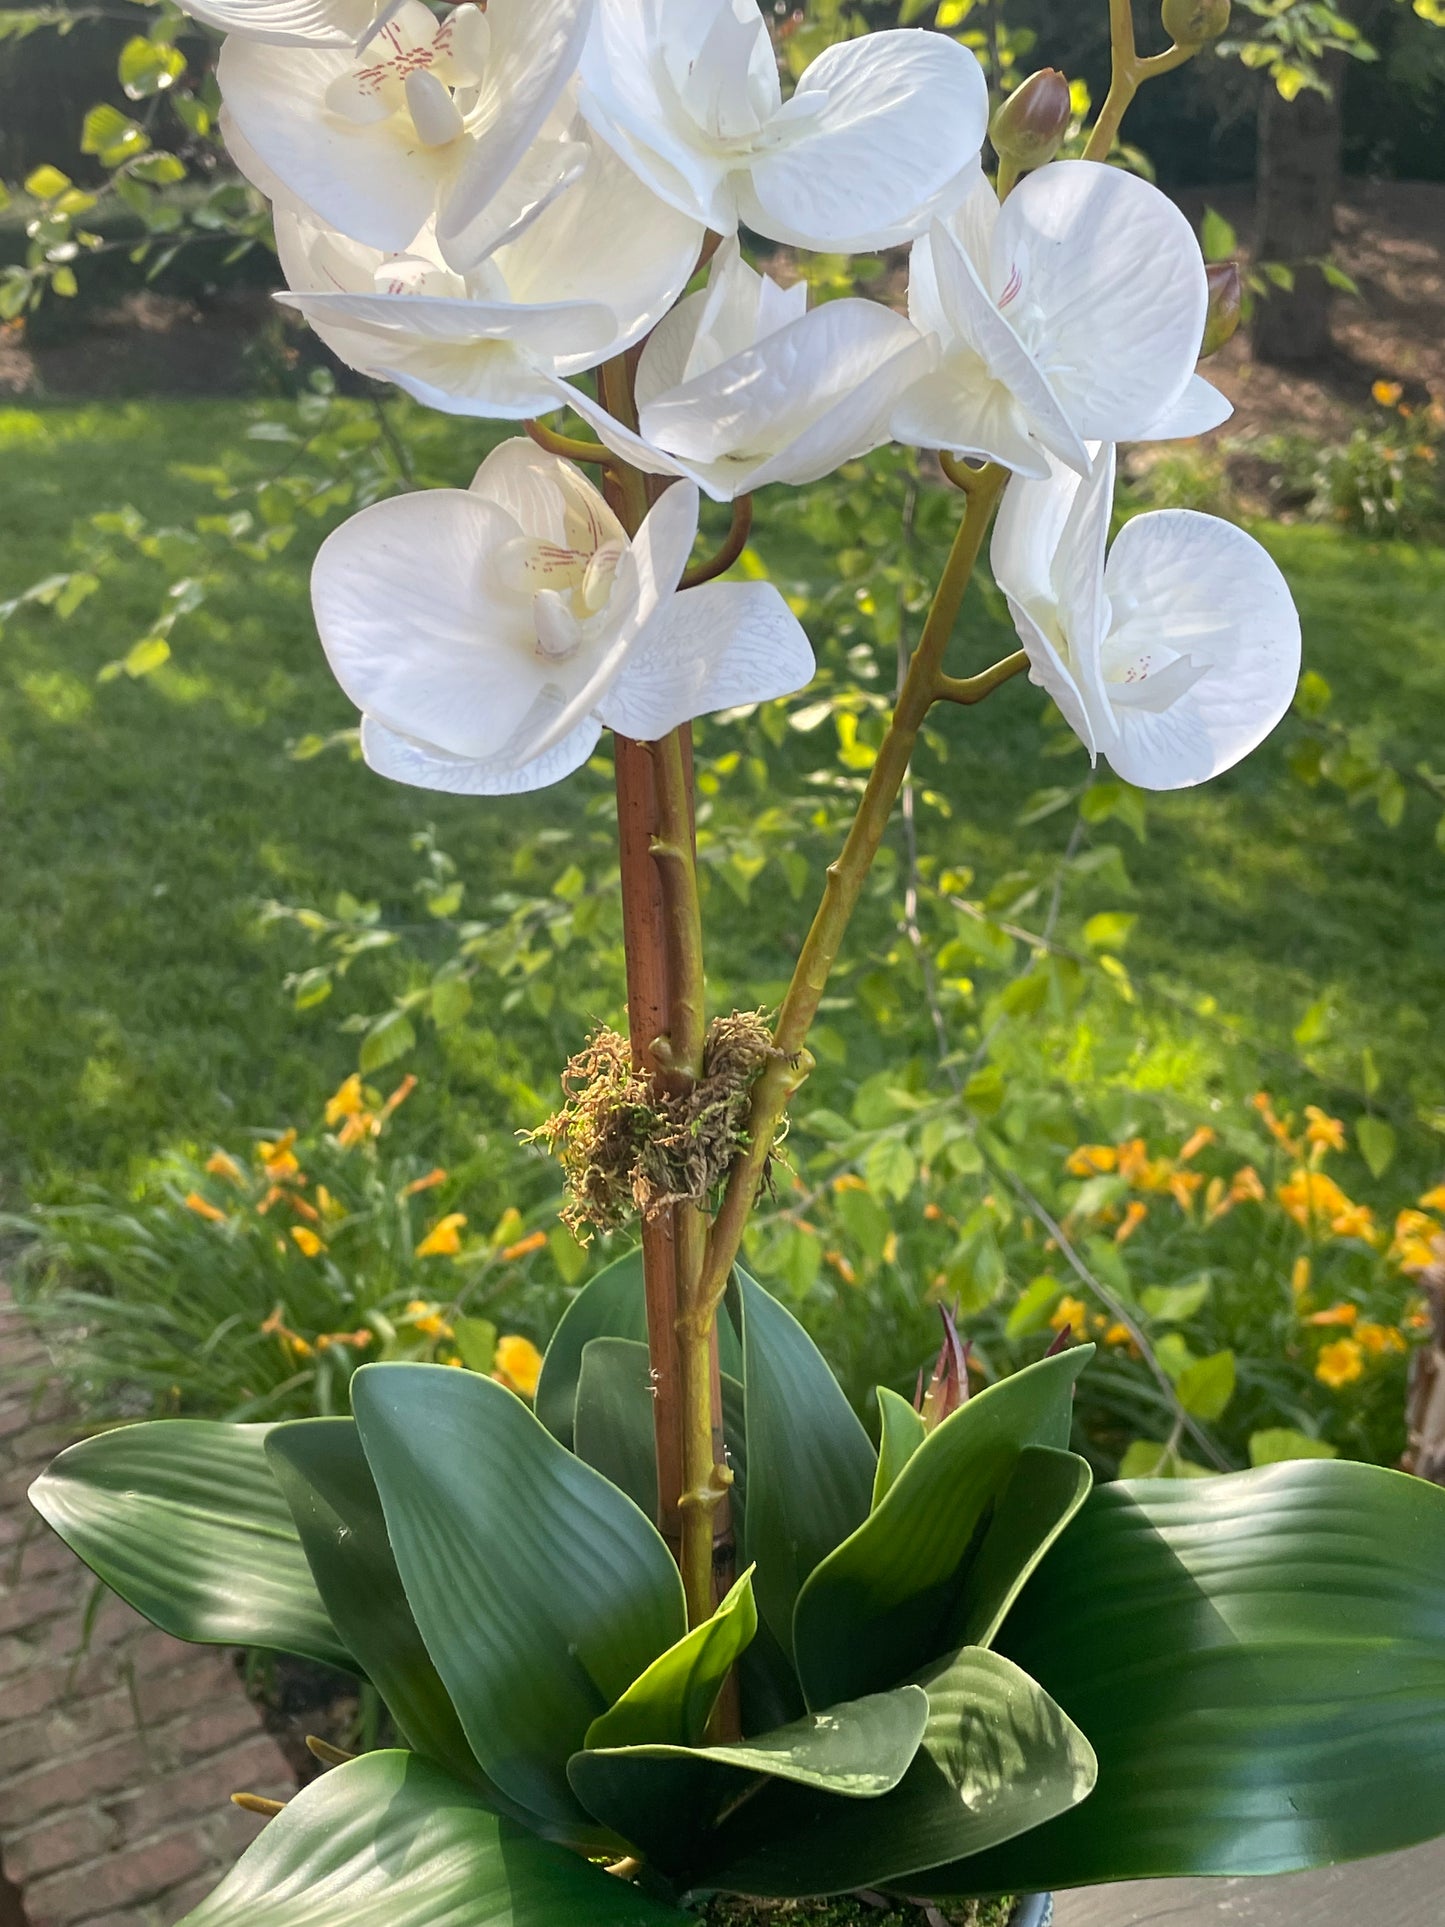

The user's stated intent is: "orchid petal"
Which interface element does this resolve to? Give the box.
[276,287,614,354]
[1133,373,1234,443]
[739,30,988,251]
[599,582,816,739]
[546,376,695,482]
[468,438,628,555]
[1097,509,1301,790]
[996,160,1208,444]
[1005,596,1100,765]
[361,712,602,794]
[176,0,373,47]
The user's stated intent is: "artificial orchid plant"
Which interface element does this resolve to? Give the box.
[29,0,1445,1921]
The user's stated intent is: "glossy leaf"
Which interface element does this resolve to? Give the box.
[925,1463,1445,1890]
[176,1750,690,1927]
[793,1348,1091,1708]
[950,1445,1093,1649]
[568,1685,929,1875]
[872,1386,927,1509]
[264,1419,496,1802]
[535,1249,741,1447]
[574,1336,746,1527]
[351,1363,685,1833]
[699,1646,1096,1897]
[586,1566,758,1751]
[733,1269,876,1659]
[29,1421,351,1672]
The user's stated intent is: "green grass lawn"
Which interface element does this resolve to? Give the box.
[3,398,1443,1203]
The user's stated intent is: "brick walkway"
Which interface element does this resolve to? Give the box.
[0,1293,295,1927]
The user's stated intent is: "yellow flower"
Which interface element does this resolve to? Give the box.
[258,1129,301,1180]
[1103,1321,1135,1349]
[1115,1200,1148,1244]
[1392,1207,1440,1272]
[184,1190,227,1224]
[403,1167,449,1197]
[1307,1302,1358,1328]
[1303,1106,1346,1153]
[1357,1321,1407,1357]
[415,1212,467,1259]
[500,1230,548,1262]
[1065,1144,1117,1177]
[1290,1254,1312,1299]
[1115,1138,1150,1182]
[205,1150,245,1185]
[1315,1338,1365,1390]
[290,1225,326,1258]
[1229,1164,1266,1206]
[493,1334,544,1399]
[1330,1201,1378,1243]
[832,1172,867,1192]
[1418,1185,1445,1212]
[1277,1169,1351,1230]
[1251,1092,1300,1155]
[1167,1168,1204,1213]
[1049,1294,1089,1337]
[1372,378,1404,408]
[403,1299,454,1340]
[1204,1175,1228,1220]
[881,1231,899,1266]
[824,1249,857,1285]
[325,1074,367,1124]
[1177,1125,1216,1163]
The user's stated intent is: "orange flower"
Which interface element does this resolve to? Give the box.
[1277,1169,1370,1238]
[1103,1321,1135,1348]
[290,1225,326,1258]
[1204,1175,1228,1220]
[1177,1126,1216,1163]
[380,1074,418,1122]
[1066,1144,1117,1177]
[1307,1302,1358,1328]
[1315,1338,1364,1389]
[205,1151,245,1185]
[1229,1164,1266,1205]
[261,1307,314,1360]
[1356,1321,1407,1357]
[1372,378,1404,408]
[325,1074,367,1125]
[922,1202,944,1221]
[316,1328,372,1352]
[1417,1185,1445,1212]
[1330,1202,1378,1243]
[1392,1208,1441,1273]
[1167,1168,1204,1213]
[1114,1138,1150,1183]
[258,1129,301,1180]
[184,1190,227,1224]
[825,1249,858,1285]
[1115,1200,1148,1245]
[1050,1294,1089,1336]
[1303,1106,1346,1154]
[500,1230,548,1262]
[833,1172,867,1192]
[415,1213,467,1259]
[403,1167,449,1197]
[403,1299,454,1340]
[1251,1093,1300,1156]
[493,1334,544,1399]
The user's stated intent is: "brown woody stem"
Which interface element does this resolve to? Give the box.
[680,495,754,590]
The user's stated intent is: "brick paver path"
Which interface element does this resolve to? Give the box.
[0,1292,295,1927]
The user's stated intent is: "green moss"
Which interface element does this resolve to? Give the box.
[695,1897,1015,1927]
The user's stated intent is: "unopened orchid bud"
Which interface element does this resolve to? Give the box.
[915,1303,970,1431]
[989,69,1072,172]
[1162,0,1230,46]
[1201,260,1243,356]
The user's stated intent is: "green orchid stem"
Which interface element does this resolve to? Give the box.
[697,462,1010,1326]
[680,493,754,589]
[523,418,610,466]
[1083,0,1195,163]
[936,650,1029,705]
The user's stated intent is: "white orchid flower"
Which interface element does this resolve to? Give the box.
[990,446,1300,791]
[310,441,817,794]
[272,125,703,418]
[891,161,1211,479]
[217,0,592,271]
[553,238,933,503]
[173,0,381,47]
[578,0,987,252]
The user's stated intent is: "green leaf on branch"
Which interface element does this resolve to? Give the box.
[941,1463,1445,1888]
[568,1684,930,1875]
[351,1364,685,1832]
[1249,1428,1339,1466]
[792,1348,1092,1709]
[1174,1348,1236,1421]
[698,1648,1096,1897]
[29,1422,352,1671]
[79,104,148,165]
[1356,1114,1396,1177]
[585,1567,759,1751]
[733,1269,876,1662]
[118,34,186,99]
[175,1751,690,1927]
[263,1420,489,1801]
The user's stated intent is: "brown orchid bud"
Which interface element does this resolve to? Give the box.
[990,69,1072,172]
[915,1303,971,1432]
[1201,260,1243,357]
[1162,0,1230,46]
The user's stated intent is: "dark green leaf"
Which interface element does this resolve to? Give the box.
[351,1363,685,1832]
[793,1349,1091,1708]
[700,1647,1095,1897]
[949,1446,1093,1648]
[586,1567,758,1751]
[574,1336,746,1527]
[943,1463,1445,1888]
[29,1421,350,1672]
[264,1419,493,1801]
[176,1750,690,1927]
[734,1269,876,1660]
[568,1685,929,1875]
[873,1387,926,1509]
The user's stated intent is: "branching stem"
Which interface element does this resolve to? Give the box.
[681,495,754,589]
[1084,0,1194,163]
[524,418,610,465]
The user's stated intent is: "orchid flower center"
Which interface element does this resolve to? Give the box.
[325,3,489,151]
[497,534,628,665]
[655,0,827,159]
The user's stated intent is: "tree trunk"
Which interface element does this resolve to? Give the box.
[1250,55,1346,367]
[1404,1246,1445,1486]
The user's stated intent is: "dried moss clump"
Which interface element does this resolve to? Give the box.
[694,1897,1015,1927]
[533,1011,778,1239]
